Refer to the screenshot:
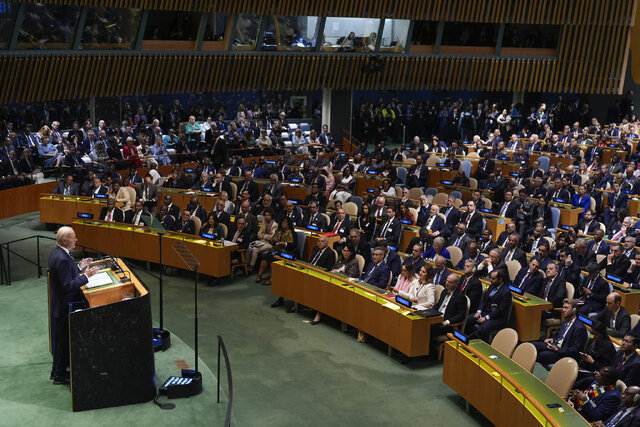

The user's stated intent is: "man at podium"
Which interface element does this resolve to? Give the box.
[48,226,99,385]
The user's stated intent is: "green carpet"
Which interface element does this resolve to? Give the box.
[0,212,490,426]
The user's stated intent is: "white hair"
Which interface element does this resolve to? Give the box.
[56,226,74,246]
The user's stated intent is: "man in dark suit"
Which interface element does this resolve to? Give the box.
[407,154,429,188]
[278,201,303,228]
[372,207,402,247]
[594,292,632,338]
[573,238,597,270]
[478,229,496,254]
[263,174,283,200]
[422,205,446,237]
[579,262,611,315]
[623,236,638,259]
[52,174,80,196]
[48,227,99,384]
[361,248,392,289]
[459,259,484,313]
[466,269,513,342]
[473,151,495,181]
[405,228,431,254]
[556,249,581,288]
[440,197,461,238]
[531,298,587,365]
[125,200,151,226]
[495,222,518,248]
[211,200,231,227]
[538,263,567,319]
[570,367,622,423]
[625,252,640,289]
[546,178,571,202]
[100,198,125,222]
[600,243,632,278]
[303,184,327,212]
[500,234,527,268]
[605,182,630,227]
[455,242,485,270]
[209,172,232,195]
[236,200,259,236]
[433,255,451,288]
[513,258,544,294]
[176,209,196,234]
[526,160,544,180]
[328,207,352,242]
[447,223,472,253]
[135,174,158,214]
[238,170,259,202]
[431,274,468,339]
[594,385,640,427]
[495,190,518,220]
[404,243,427,274]
[302,201,328,232]
[458,200,484,238]
[306,235,338,271]
[188,196,208,225]
[348,229,371,267]
[163,195,181,220]
[380,241,402,280]
[575,209,601,235]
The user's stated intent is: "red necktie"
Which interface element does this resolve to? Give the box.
[333,220,341,233]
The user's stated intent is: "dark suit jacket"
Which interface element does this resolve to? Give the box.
[361,261,391,289]
[495,201,518,220]
[455,253,485,270]
[433,267,452,287]
[48,246,88,318]
[328,218,352,240]
[99,206,125,222]
[278,209,304,228]
[211,180,232,196]
[613,351,640,385]
[602,405,640,427]
[440,206,461,235]
[307,247,337,270]
[176,219,196,235]
[424,214,446,234]
[228,227,254,250]
[459,275,483,313]
[575,219,601,235]
[608,191,630,211]
[500,246,528,268]
[513,268,544,295]
[577,387,621,423]
[135,183,158,204]
[263,182,283,199]
[573,247,597,269]
[355,238,372,266]
[580,336,617,372]
[447,234,472,252]
[434,290,468,325]
[214,210,231,227]
[589,240,611,256]
[477,284,512,323]
[166,203,181,221]
[600,255,632,279]
[52,181,80,196]
[595,306,632,338]
[550,318,588,360]
[538,277,567,308]
[374,217,402,246]
[124,209,151,225]
[546,187,571,203]
[238,179,259,201]
[478,239,496,255]
[458,211,483,237]
[302,212,328,232]
[580,275,611,312]
[384,251,402,277]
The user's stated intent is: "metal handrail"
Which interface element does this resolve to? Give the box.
[217,335,233,427]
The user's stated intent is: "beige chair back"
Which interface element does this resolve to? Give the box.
[355,254,365,276]
[408,187,424,199]
[192,216,202,235]
[565,282,575,300]
[219,223,228,239]
[386,271,393,288]
[434,284,444,303]
[326,199,336,210]
[446,246,463,267]
[123,186,136,210]
[595,254,606,264]
[453,198,463,208]
[229,182,238,201]
[616,380,627,394]
[408,208,419,225]
[545,357,578,398]
[490,328,518,357]
[343,202,358,217]
[483,199,492,210]
[404,157,416,165]
[321,213,331,226]
[589,196,596,211]
[505,260,521,282]
[425,156,441,167]
[467,151,481,158]
[437,212,447,223]
[511,342,537,373]
[468,177,478,189]
[394,186,403,197]
[631,314,640,330]
[432,192,449,205]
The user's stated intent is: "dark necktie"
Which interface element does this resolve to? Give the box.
[543,278,554,300]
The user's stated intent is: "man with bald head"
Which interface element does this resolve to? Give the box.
[189,196,208,224]
[48,226,99,384]
[594,292,631,338]
[236,199,259,235]
[431,274,468,340]
[592,385,640,427]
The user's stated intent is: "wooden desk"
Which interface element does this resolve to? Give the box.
[72,220,237,278]
[443,339,588,426]
[511,294,553,341]
[271,260,442,357]
[40,194,107,224]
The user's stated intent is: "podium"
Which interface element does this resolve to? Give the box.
[67,257,155,411]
